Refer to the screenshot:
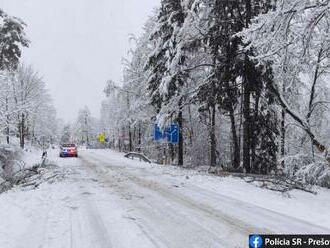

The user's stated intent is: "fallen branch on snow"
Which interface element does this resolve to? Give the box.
[233,174,317,194]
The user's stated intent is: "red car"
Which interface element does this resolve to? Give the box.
[59,144,78,157]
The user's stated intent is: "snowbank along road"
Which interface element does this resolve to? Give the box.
[0,149,330,248]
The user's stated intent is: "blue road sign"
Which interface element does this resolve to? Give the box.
[154,123,179,144]
[165,124,179,144]
[154,124,165,141]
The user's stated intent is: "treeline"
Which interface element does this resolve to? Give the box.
[0,9,58,149]
[100,0,330,176]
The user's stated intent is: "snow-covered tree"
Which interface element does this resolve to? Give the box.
[13,65,47,148]
[74,106,96,145]
[0,9,29,71]
[60,124,72,144]
[145,1,187,165]
[242,0,330,165]
[0,9,29,145]
[0,64,57,148]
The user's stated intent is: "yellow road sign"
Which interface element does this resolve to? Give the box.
[98,133,105,143]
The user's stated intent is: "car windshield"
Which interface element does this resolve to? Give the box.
[61,144,76,148]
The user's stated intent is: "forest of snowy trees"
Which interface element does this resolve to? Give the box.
[0,8,59,185]
[99,0,330,186]
[1,1,330,188]
[0,9,58,149]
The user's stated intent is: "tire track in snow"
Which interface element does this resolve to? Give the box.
[80,153,260,247]
[83,150,330,234]
[81,153,266,234]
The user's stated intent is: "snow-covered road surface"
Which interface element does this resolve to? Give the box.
[1,149,330,248]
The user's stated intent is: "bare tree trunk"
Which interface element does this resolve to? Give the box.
[306,47,322,158]
[306,48,322,124]
[281,108,286,166]
[210,105,217,167]
[239,91,244,162]
[137,122,142,152]
[229,106,240,169]
[251,92,261,173]
[281,49,289,167]
[242,73,251,173]
[177,109,184,166]
[128,126,132,152]
[169,143,175,162]
[243,0,252,173]
[188,105,194,146]
[5,97,10,145]
[19,113,25,149]
[133,125,137,150]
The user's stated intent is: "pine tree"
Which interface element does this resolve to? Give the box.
[0,9,29,145]
[0,9,29,71]
[184,0,239,168]
[238,0,279,173]
[187,0,245,168]
[145,0,186,165]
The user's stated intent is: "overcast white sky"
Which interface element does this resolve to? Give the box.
[0,0,158,122]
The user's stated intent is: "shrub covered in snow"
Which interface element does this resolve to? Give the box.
[282,154,330,188]
[295,162,330,188]
[0,145,23,181]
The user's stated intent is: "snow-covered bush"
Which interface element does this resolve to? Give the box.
[282,154,330,188]
[282,154,314,178]
[295,162,330,189]
[0,145,23,181]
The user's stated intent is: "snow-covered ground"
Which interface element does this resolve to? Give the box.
[0,148,330,248]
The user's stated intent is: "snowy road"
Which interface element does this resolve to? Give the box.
[1,149,330,248]
[80,151,259,248]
